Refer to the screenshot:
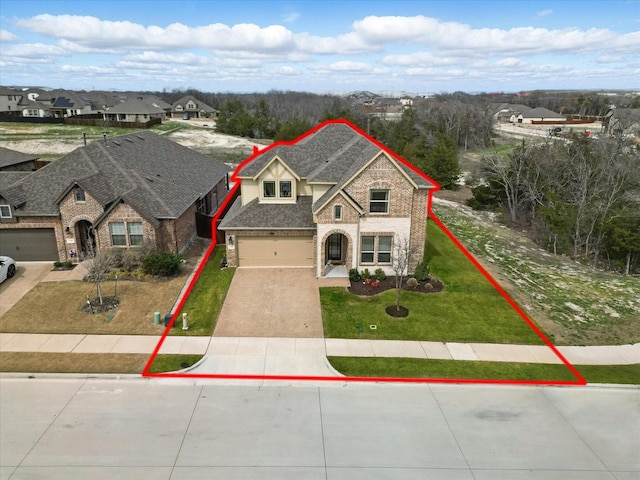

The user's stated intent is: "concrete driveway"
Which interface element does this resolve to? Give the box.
[214,268,324,338]
[0,262,51,317]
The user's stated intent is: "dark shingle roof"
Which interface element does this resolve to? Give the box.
[236,122,434,215]
[219,196,315,230]
[105,99,166,115]
[0,146,38,169]
[1,131,229,221]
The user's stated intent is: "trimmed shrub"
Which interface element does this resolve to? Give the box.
[140,251,182,276]
[374,268,386,281]
[53,261,62,268]
[348,268,362,282]
[361,268,371,280]
[413,260,431,282]
[63,260,73,269]
[406,277,419,288]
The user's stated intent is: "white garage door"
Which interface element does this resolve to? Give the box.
[237,236,313,267]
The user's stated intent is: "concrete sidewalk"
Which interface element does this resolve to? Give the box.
[1,333,638,366]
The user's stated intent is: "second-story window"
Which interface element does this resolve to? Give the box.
[334,205,342,220]
[279,181,292,198]
[263,181,276,198]
[369,189,389,213]
[75,188,86,202]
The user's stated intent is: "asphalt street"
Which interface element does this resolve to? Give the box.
[0,376,637,479]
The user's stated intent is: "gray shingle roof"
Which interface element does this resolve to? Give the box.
[222,121,435,230]
[219,196,315,230]
[0,146,38,169]
[104,99,166,115]
[0,131,229,221]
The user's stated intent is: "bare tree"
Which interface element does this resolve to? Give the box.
[85,251,116,305]
[391,236,418,313]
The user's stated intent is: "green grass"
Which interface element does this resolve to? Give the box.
[147,354,204,373]
[321,219,544,344]
[170,246,235,336]
[328,357,640,384]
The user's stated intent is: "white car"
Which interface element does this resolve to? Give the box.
[0,256,16,283]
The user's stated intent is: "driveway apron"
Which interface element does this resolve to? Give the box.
[213,268,324,338]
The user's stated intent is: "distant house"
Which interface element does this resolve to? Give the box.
[172,95,217,119]
[102,99,167,123]
[47,90,99,117]
[521,107,565,124]
[0,147,39,172]
[0,131,230,262]
[604,108,640,137]
[0,87,24,118]
[220,120,437,278]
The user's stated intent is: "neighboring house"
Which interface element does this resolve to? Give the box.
[0,147,39,172]
[102,99,167,123]
[604,108,640,137]
[172,95,217,118]
[47,89,98,117]
[0,87,24,117]
[521,107,565,124]
[0,131,230,262]
[219,120,437,278]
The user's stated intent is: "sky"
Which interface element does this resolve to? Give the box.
[0,0,638,94]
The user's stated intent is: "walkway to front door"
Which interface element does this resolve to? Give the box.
[213,268,324,338]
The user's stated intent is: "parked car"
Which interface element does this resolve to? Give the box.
[183,113,190,120]
[0,256,16,283]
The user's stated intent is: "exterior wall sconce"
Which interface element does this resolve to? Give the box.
[228,235,234,246]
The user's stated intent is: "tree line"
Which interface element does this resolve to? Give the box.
[468,135,640,274]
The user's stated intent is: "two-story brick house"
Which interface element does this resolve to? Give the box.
[0,131,229,262]
[219,120,437,277]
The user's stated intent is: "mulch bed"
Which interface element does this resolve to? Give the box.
[82,296,119,314]
[348,276,444,296]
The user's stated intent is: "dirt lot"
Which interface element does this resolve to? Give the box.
[0,120,269,160]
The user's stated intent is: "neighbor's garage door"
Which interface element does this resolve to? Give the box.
[0,228,58,261]
[237,236,313,267]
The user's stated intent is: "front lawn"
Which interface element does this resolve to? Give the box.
[169,246,235,336]
[327,357,640,384]
[321,219,545,344]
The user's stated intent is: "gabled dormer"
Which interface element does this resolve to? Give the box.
[244,155,300,205]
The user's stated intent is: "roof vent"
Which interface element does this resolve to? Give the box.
[125,138,133,142]
[112,141,120,146]
[136,135,144,140]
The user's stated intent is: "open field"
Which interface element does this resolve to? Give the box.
[431,197,640,346]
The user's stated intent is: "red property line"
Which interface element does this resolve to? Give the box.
[142,119,585,386]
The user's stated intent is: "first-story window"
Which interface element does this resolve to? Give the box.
[127,222,144,246]
[0,205,11,218]
[378,236,392,263]
[360,235,393,264]
[109,222,127,246]
[360,236,375,263]
[263,180,276,198]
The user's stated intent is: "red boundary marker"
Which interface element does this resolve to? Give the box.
[142,119,586,386]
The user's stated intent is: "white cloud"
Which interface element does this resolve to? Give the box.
[537,9,553,17]
[0,29,18,42]
[1,43,67,59]
[597,54,624,63]
[282,12,300,23]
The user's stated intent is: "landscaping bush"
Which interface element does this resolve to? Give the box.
[374,268,386,281]
[413,260,431,281]
[63,260,73,269]
[361,268,371,280]
[406,277,419,288]
[349,268,362,282]
[53,261,62,268]
[140,251,183,276]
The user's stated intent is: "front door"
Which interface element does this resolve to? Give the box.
[327,233,342,263]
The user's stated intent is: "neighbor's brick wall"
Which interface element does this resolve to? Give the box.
[155,204,198,254]
[59,189,103,258]
[94,202,156,252]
